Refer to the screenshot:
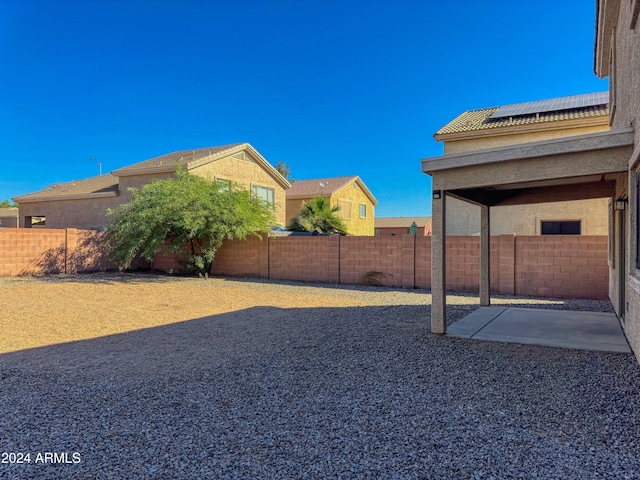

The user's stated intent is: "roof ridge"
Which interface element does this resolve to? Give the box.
[112,143,247,173]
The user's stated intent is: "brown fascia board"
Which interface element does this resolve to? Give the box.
[355,177,378,206]
[111,143,292,190]
[434,115,609,143]
[185,143,248,170]
[13,191,119,203]
[330,177,378,206]
[241,144,292,190]
[111,143,245,177]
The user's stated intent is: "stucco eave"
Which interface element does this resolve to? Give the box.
[594,0,620,77]
[331,178,379,206]
[422,128,634,174]
[241,145,292,190]
[13,191,119,203]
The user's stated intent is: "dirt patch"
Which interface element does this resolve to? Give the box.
[0,273,423,354]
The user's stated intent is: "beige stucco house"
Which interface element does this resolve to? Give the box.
[285,176,377,236]
[422,0,640,364]
[375,217,432,236]
[14,143,291,229]
[435,93,610,236]
[0,207,19,228]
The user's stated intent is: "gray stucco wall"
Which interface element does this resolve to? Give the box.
[609,1,640,363]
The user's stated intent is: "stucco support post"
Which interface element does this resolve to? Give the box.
[431,192,446,333]
[480,205,490,306]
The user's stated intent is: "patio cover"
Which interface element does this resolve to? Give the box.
[421,128,634,333]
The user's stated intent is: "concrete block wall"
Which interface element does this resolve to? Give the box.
[268,236,340,283]
[514,236,609,299]
[0,229,66,275]
[414,236,432,288]
[0,229,610,300]
[203,234,609,299]
[339,236,404,286]
[211,236,268,278]
[446,236,480,291]
[151,248,180,272]
[496,234,516,294]
[0,228,109,276]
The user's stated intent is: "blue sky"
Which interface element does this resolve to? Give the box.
[0,0,608,217]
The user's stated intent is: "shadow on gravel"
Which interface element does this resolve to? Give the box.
[217,275,436,297]
[11,271,191,286]
[1,304,639,479]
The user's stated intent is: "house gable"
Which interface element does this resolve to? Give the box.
[435,93,611,154]
[112,143,290,190]
[14,143,290,229]
[285,176,377,235]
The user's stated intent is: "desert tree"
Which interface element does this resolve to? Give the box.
[106,170,276,275]
[275,161,296,184]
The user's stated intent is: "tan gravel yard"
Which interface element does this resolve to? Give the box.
[0,275,343,353]
[0,272,614,354]
[1,273,639,479]
[0,273,435,354]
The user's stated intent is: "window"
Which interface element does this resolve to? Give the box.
[251,185,275,207]
[24,216,46,228]
[632,0,640,29]
[216,178,231,191]
[540,220,581,235]
[636,171,640,270]
[359,204,367,218]
[337,200,351,220]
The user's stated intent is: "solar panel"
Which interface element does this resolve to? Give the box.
[489,91,609,119]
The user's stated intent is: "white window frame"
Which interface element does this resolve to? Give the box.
[359,203,367,218]
[251,185,275,207]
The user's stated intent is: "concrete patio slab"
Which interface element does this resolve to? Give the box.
[447,307,631,353]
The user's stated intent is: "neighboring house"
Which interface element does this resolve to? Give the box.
[14,143,291,229]
[421,0,640,364]
[285,176,377,236]
[375,217,432,236]
[0,207,19,228]
[434,92,610,235]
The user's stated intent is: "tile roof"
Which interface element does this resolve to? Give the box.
[435,101,609,137]
[15,142,290,202]
[286,176,359,197]
[14,174,119,201]
[374,216,432,228]
[287,176,378,205]
[15,146,240,201]
[0,207,18,217]
[113,143,244,174]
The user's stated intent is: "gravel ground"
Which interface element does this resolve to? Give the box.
[0,273,639,479]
